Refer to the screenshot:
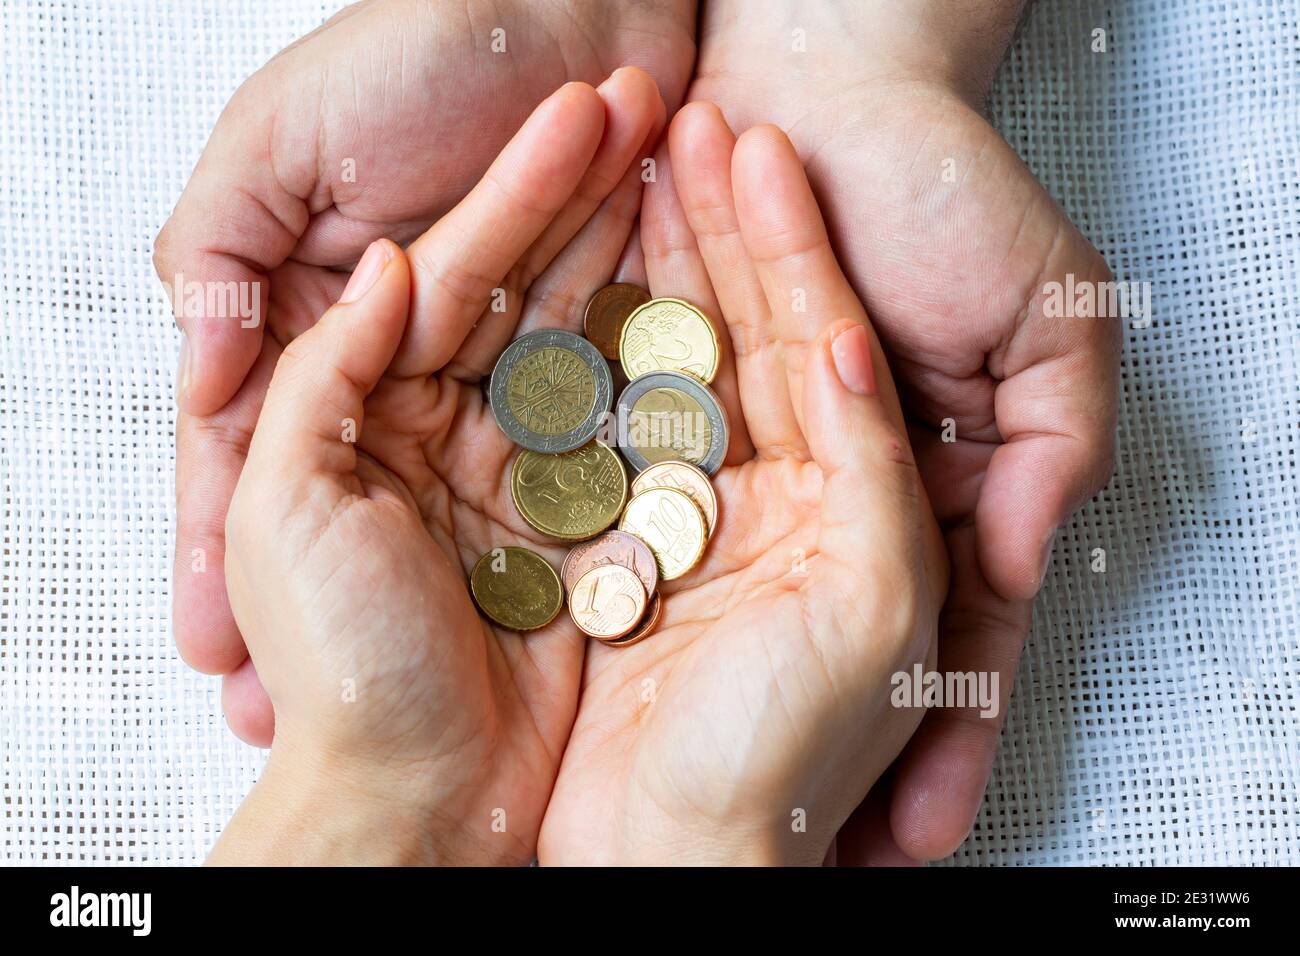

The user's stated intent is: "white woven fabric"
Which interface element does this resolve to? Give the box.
[2,0,1296,865]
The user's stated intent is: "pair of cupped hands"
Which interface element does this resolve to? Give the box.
[159,1,1118,866]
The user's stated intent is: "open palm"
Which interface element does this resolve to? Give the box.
[682,16,1121,860]
[158,0,695,744]
[223,75,665,865]
[539,107,948,865]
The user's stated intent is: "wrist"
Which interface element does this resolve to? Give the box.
[208,743,517,866]
[606,806,829,867]
[700,0,1027,107]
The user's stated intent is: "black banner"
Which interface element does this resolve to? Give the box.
[0,866,1278,941]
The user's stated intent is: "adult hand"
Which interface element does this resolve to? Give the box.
[538,108,949,865]
[212,75,664,864]
[681,0,1121,860]
[156,0,696,746]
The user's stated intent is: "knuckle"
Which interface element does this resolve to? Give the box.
[152,221,176,278]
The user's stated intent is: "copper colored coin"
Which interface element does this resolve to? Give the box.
[561,530,658,597]
[599,592,662,649]
[568,564,647,640]
[584,283,651,360]
[630,460,718,536]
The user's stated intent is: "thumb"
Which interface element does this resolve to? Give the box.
[978,258,1122,601]
[246,240,410,484]
[802,321,925,599]
[154,79,306,415]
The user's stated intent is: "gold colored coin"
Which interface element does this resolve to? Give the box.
[584,283,651,360]
[568,564,647,640]
[511,440,627,541]
[631,460,718,536]
[618,297,720,384]
[470,547,563,632]
[618,486,708,581]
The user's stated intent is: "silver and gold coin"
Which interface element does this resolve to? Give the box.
[511,440,627,541]
[618,297,720,384]
[619,486,709,581]
[470,547,563,631]
[616,370,728,476]
[489,328,613,453]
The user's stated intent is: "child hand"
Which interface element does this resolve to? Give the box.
[211,72,664,865]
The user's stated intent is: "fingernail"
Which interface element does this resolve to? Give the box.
[831,325,876,396]
[177,334,191,404]
[339,241,390,304]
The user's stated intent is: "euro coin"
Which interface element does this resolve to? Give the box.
[618,297,720,384]
[616,370,728,476]
[584,283,651,360]
[511,440,627,541]
[568,564,647,640]
[619,486,708,581]
[489,328,613,453]
[470,547,563,631]
[561,529,658,597]
[631,460,718,536]
[599,592,662,648]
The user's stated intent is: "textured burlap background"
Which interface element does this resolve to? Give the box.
[2,0,1297,864]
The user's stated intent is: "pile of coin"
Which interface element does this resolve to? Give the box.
[468,285,727,647]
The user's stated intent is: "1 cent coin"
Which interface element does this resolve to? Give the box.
[568,564,647,640]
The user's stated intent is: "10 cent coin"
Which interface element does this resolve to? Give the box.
[619,486,708,581]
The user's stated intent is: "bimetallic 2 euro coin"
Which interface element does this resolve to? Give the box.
[616,370,728,476]
[490,328,613,453]
[510,440,627,542]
